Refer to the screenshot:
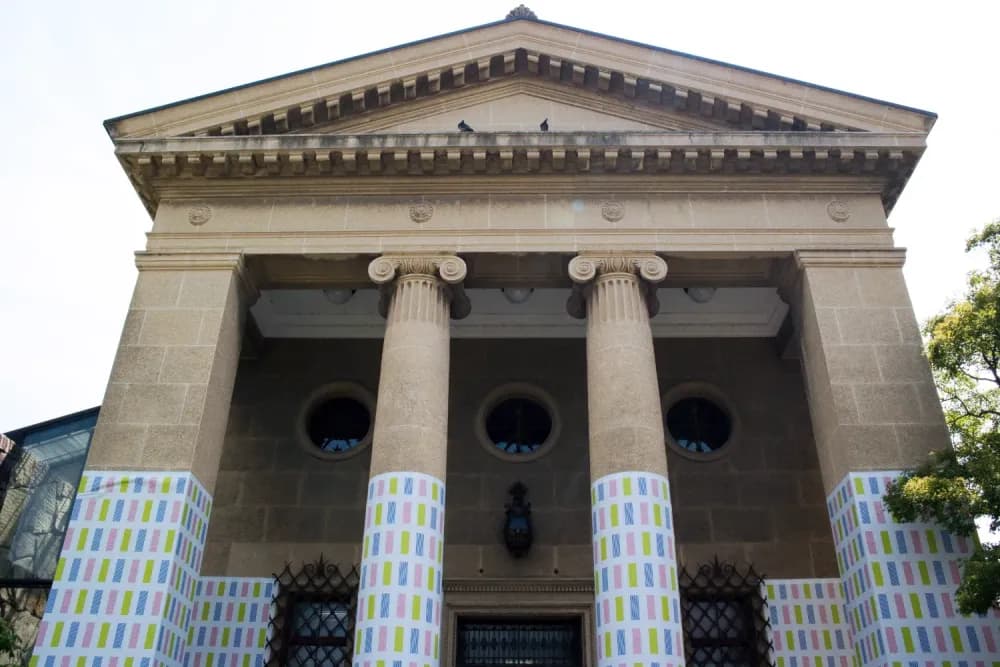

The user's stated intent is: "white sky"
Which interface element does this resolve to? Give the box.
[1,0,998,433]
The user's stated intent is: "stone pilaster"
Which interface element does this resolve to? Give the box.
[31,253,253,666]
[568,254,684,667]
[796,249,1000,665]
[352,255,466,667]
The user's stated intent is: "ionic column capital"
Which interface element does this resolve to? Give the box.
[368,254,468,285]
[368,254,470,319]
[567,253,669,285]
[566,253,668,319]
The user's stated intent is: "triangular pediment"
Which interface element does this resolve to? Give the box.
[305,80,731,135]
[105,15,934,140]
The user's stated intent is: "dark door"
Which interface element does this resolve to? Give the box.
[455,617,583,667]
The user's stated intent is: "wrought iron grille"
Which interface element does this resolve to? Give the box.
[455,617,582,667]
[266,557,360,667]
[679,558,774,667]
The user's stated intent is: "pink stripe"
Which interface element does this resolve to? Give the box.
[910,530,923,554]
[378,626,388,651]
[657,564,667,588]
[129,623,140,649]
[106,528,118,551]
[865,531,877,554]
[810,629,819,649]
[902,561,915,585]
[106,590,118,614]
[210,626,219,647]
[83,499,95,521]
[598,508,606,531]
[435,598,441,624]
[82,623,94,648]
[613,565,622,589]
[386,531,394,555]
[609,479,618,497]
[631,628,641,653]
[424,630,432,657]
[128,560,139,583]
[152,591,163,615]
[983,626,996,653]
[149,529,159,552]
[625,533,635,557]
[84,558,95,581]
[934,627,947,652]
[639,502,649,525]
[418,478,426,497]
[773,632,783,650]
[645,595,655,621]
[602,598,610,624]
[226,601,235,622]
[791,584,800,599]
[894,593,907,618]
[415,564,423,587]
[63,527,74,551]
[403,501,412,524]
[782,606,791,625]
[171,500,181,522]
[127,499,138,522]
[396,594,406,619]
[885,626,898,653]
[819,605,828,624]
[59,590,72,613]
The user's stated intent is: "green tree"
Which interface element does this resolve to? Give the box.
[883,221,1000,614]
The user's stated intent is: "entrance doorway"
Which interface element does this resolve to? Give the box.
[455,617,583,667]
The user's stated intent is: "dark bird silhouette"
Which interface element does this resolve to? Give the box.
[458,120,474,132]
[540,118,549,131]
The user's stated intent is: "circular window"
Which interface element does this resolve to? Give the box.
[662,383,738,461]
[476,383,560,462]
[296,383,375,460]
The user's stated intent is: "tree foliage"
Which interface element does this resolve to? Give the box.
[883,221,1000,614]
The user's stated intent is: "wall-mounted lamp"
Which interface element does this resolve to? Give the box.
[323,288,357,305]
[502,287,534,304]
[684,287,717,304]
[503,482,533,558]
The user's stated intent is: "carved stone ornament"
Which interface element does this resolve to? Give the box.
[409,202,434,223]
[187,205,212,226]
[505,4,537,19]
[568,254,668,284]
[826,199,851,222]
[368,254,467,285]
[600,200,625,222]
[566,254,668,320]
[368,254,470,320]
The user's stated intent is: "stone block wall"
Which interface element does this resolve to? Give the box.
[205,336,832,581]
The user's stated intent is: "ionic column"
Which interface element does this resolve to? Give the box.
[568,254,684,667]
[353,254,468,667]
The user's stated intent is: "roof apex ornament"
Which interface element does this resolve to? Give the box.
[505,5,537,20]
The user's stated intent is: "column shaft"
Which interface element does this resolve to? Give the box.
[571,255,684,667]
[353,256,465,667]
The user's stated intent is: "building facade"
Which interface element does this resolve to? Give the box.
[23,8,1000,666]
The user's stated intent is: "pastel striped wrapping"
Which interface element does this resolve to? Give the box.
[353,472,445,667]
[184,577,273,667]
[30,471,211,667]
[827,472,1000,665]
[591,471,684,667]
[767,578,854,667]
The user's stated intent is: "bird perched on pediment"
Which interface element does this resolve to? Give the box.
[458,120,474,132]
[540,118,549,131]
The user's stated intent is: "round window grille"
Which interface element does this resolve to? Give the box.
[476,384,560,462]
[662,383,739,461]
[296,383,375,460]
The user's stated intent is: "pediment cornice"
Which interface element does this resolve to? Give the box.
[116,130,924,216]
[105,18,935,141]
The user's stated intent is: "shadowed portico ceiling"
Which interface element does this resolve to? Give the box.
[105,10,936,217]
